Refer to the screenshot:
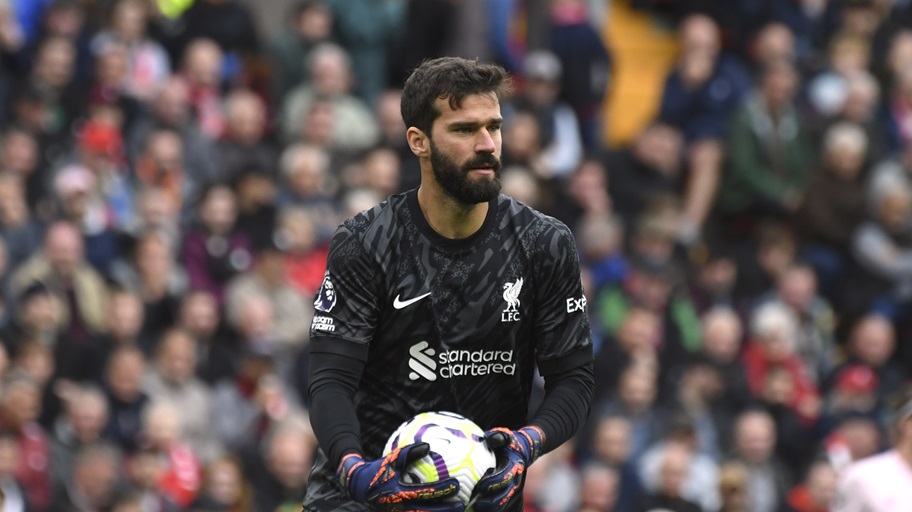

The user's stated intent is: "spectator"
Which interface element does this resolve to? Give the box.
[225,240,310,355]
[659,14,753,239]
[576,461,620,512]
[0,373,50,512]
[91,0,170,102]
[280,42,379,153]
[216,90,278,184]
[322,0,405,105]
[275,206,329,298]
[176,38,225,140]
[48,443,122,512]
[175,290,234,386]
[248,413,316,512]
[605,123,685,229]
[141,328,221,463]
[269,0,333,102]
[633,441,702,512]
[0,279,62,356]
[717,461,751,512]
[51,161,122,276]
[700,308,751,436]
[211,345,296,456]
[595,258,702,397]
[506,49,583,179]
[786,459,838,512]
[717,58,813,240]
[92,287,144,366]
[843,173,912,320]
[158,0,260,86]
[755,262,838,382]
[548,0,611,149]
[111,230,186,350]
[819,364,881,439]
[686,240,745,316]
[232,167,279,251]
[131,128,187,216]
[124,187,181,251]
[122,446,181,512]
[748,22,797,72]
[0,173,43,275]
[805,33,871,120]
[522,440,579,512]
[48,384,109,492]
[742,301,821,424]
[599,364,667,464]
[825,314,907,404]
[192,455,253,512]
[16,35,82,142]
[181,184,252,304]
[84,40,142,135]
[276,143,340,238]
[637,416,720,511]
[729,409,792,512]
[797,122,871,292]
[585,413,642,511]
[13,341,60,430]
[126,76,218,192]
[576,213,626,296]
[9,221,110,378]
[0,431,26,512]
[137,401,202,509]
[102,344,150,454]
[592,306,660,404]
[0,126,45,215]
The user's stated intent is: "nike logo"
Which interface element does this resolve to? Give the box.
[393,292,431,309]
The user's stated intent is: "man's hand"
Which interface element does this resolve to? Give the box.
[471,427,544,512]
[337,443,464,511]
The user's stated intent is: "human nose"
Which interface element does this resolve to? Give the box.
[475,129,496,153]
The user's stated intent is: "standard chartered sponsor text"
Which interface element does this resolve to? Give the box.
[438,349,515,378]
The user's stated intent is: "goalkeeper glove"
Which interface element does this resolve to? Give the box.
[337,443,464,512]
[471,426,544,512]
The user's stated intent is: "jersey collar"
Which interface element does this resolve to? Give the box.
[406,188,499,252]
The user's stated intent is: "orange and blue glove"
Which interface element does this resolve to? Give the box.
[471,427,544,512]
[337,443,465,511]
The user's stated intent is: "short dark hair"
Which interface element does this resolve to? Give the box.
[400,57,512,136]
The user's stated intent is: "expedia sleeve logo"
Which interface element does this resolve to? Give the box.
[408,342,515,381]
[314,272,337,312]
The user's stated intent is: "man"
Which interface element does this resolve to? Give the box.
[835,384,912,511]
[304,57,594,512]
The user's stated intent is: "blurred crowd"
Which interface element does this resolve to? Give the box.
[0,0,907,511]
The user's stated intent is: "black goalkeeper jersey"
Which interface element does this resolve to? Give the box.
[304,189,592,511]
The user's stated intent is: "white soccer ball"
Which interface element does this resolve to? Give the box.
[383,411,497,508]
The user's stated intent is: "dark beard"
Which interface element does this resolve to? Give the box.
[429,140,502,205]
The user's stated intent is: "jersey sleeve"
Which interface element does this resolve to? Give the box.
[834,467,868,512]
[309,220,380,351]
[531,219,593,375]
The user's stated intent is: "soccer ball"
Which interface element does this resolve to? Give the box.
[383,411,497,507]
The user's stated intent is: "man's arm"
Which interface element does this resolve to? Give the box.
[308,338,369,468]
[529,354,595,453]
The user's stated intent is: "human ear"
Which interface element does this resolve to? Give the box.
[407,127,430,158]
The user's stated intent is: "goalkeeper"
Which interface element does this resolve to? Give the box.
[303,56,595,512]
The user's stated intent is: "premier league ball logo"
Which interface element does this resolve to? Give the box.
[314,272,337,312]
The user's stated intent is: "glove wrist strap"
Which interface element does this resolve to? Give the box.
[337,453,365,499]
[518,426,545,464]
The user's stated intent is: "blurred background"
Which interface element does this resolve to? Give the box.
[0,0,907,511]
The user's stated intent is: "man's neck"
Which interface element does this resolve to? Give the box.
[416,184,488,240]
